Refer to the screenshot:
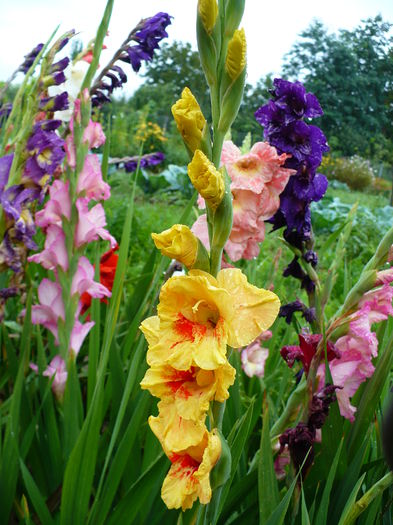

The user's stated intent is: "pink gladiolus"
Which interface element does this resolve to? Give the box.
[35,180,71,229]
[83,121,106,149]
[76,154,110,201]
[75,199,116,248]
[31,279,64,341]
[222,141,295,195]
[241,330,272,378]
[71,256,111,299]
[70,320,95,356]
[43,356,68,400]
[192,140,294,262]
[28,225,68,271]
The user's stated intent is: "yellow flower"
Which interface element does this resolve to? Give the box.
[141,361,235,420]
[161,429,221,510]
[151,224,198,268]
[149,400,207,453]
[198,0,218,34]
[225,28,247,80]
[171,88,206,153]
[188,150,225,210]
[140,268,280,371]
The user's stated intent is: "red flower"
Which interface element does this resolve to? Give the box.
[281,333,340,374]
[80,245,119,313]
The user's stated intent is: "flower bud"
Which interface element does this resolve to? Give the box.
[210,429,231,490]
[225,28,246,81]
[151,224,200,269]
[172,88,207,154]
[188,150,225,210]
[198,0,219,34]
[224,0,246,36]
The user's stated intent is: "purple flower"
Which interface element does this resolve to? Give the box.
[92,13,171,107]
[123,151,165,172]
[123,12,172,72]
[39,92,69,112]
[308,385,340,429]
[304,250,318,267]
[26,126,65,175]
[271,78,323,122]
[279,299,316,325]
[279,423,315,474]
[0,154,13,197]
[18,43,44,74]
[50,57,70,73]
[1,185,39,250]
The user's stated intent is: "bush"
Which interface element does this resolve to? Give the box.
[320,154,375,190]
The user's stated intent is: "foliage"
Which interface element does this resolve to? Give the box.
[320,154,375,190]
[283,16,393,162]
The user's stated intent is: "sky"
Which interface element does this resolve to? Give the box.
[1,0,393,94]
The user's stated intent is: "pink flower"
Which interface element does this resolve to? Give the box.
[31,279,64,341]
[358,285,393,324]
[70,320,95,356]
[76,154,110,201]
[83,121,106,149]
[28,225,68,271]
[35,180,71,229]
[221,140,295,195]
[241,330,272,378]
[43,356,68,400]
[71,256,111,299]
[75,199,116,248]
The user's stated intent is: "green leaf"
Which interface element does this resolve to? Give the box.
[258,397,279,523]
[0,289,32,523]
[265,476,298,525]
[20,459,55,525]
[211,398,256,524]
[337,473,366,525]
[88,391,150,525]
[314,438,344,525]
[106,453,169,525]
[301,487,311,525]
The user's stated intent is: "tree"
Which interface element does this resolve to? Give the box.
[282,16,393,162]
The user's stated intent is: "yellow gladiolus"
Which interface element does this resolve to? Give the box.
[198,0,218,34]
[161,430,221,510]
[140,268,280,371]
[172,87,206,153]
[151,224,198,268]
[225,28,247,80]
[188,150,225,210]
[149,400,207,453]
[141,361,235,419]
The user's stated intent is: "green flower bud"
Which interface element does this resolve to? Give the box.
[224,0,246,36]
[196,1,221,87]
[210,429,232,489]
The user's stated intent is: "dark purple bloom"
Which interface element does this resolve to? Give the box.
[308,385,340,429]
[0,286,18,299]
[1,185,39,250]
[18,43,44,74]
[279,422,315,475]
[34,119,62,132]
[56,30,76,52]
[0,154,13,197]
[39,92,69,112]
[121,12,172,72]
[283,257,306,280]
[50,57,70,73]
[279,299,315,325]
[0,231,23,272]
[124,151,165,172]
[271,78,323,122]
[304,250,318,267]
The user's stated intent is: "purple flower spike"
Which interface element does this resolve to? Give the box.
[18,43,44,74]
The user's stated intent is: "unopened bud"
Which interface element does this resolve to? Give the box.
[188,150,225,210]
[172,88,207,154]
[198,0,219,34]
[225,28,246,81]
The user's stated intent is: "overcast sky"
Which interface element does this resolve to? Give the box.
[1,0,393,94]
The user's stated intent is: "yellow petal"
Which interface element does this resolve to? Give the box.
[149,401,207,454]
[216,268,280,347]
[225,28,247,80]
[198,0,218,34]
[140,316,160,346]
[152,224,198,268]
[188,150,225,210]
[171,87,206,153]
